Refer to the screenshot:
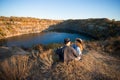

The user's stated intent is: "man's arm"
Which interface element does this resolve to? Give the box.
[71,47,79,57]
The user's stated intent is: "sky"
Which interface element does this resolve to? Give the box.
[0,0,120,20]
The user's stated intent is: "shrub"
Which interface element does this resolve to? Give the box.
[0,55,32,80]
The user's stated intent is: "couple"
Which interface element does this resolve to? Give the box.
[56,38,83,63]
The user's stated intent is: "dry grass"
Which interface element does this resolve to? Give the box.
[0,55,31,80]
[85,36,120,58]
[50,50,120,80]
[0,41,120,80]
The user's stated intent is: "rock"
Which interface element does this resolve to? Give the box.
[0,46,29,60]
[9,46,29,55]
[0,46,12,60]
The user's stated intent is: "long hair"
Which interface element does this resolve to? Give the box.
[76,38,83,51]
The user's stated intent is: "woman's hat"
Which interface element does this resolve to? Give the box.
[76,38,82,43]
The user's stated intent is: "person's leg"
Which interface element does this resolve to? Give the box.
[80,54,82,60]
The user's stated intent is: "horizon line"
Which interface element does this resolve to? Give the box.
[0,15,119,21]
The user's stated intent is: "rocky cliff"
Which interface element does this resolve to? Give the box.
[0,16,62,39]
[48,18,120,39]
[0,16,120,40]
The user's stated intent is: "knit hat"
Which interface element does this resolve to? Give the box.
[64,38,71,44]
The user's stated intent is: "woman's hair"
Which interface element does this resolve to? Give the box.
[75,38,83,51]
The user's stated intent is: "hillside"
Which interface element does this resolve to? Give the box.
[0,37,120,80]
[0,16,120,40]
[0,16,120,80]
[0,16,62,39]
[48,18,120,39]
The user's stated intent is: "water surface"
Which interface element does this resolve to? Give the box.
[0,32,91,48]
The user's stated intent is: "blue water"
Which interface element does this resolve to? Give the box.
[2,32,91,48]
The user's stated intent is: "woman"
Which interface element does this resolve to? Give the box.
[72,38,83,60]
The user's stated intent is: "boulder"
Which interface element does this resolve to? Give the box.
[0,46,29,60]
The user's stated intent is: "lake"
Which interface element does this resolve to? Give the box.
[0,32,91,48]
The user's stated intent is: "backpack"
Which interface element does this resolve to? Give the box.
[55,47,64,62]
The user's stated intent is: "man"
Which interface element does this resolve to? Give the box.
[56,38,79,63]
